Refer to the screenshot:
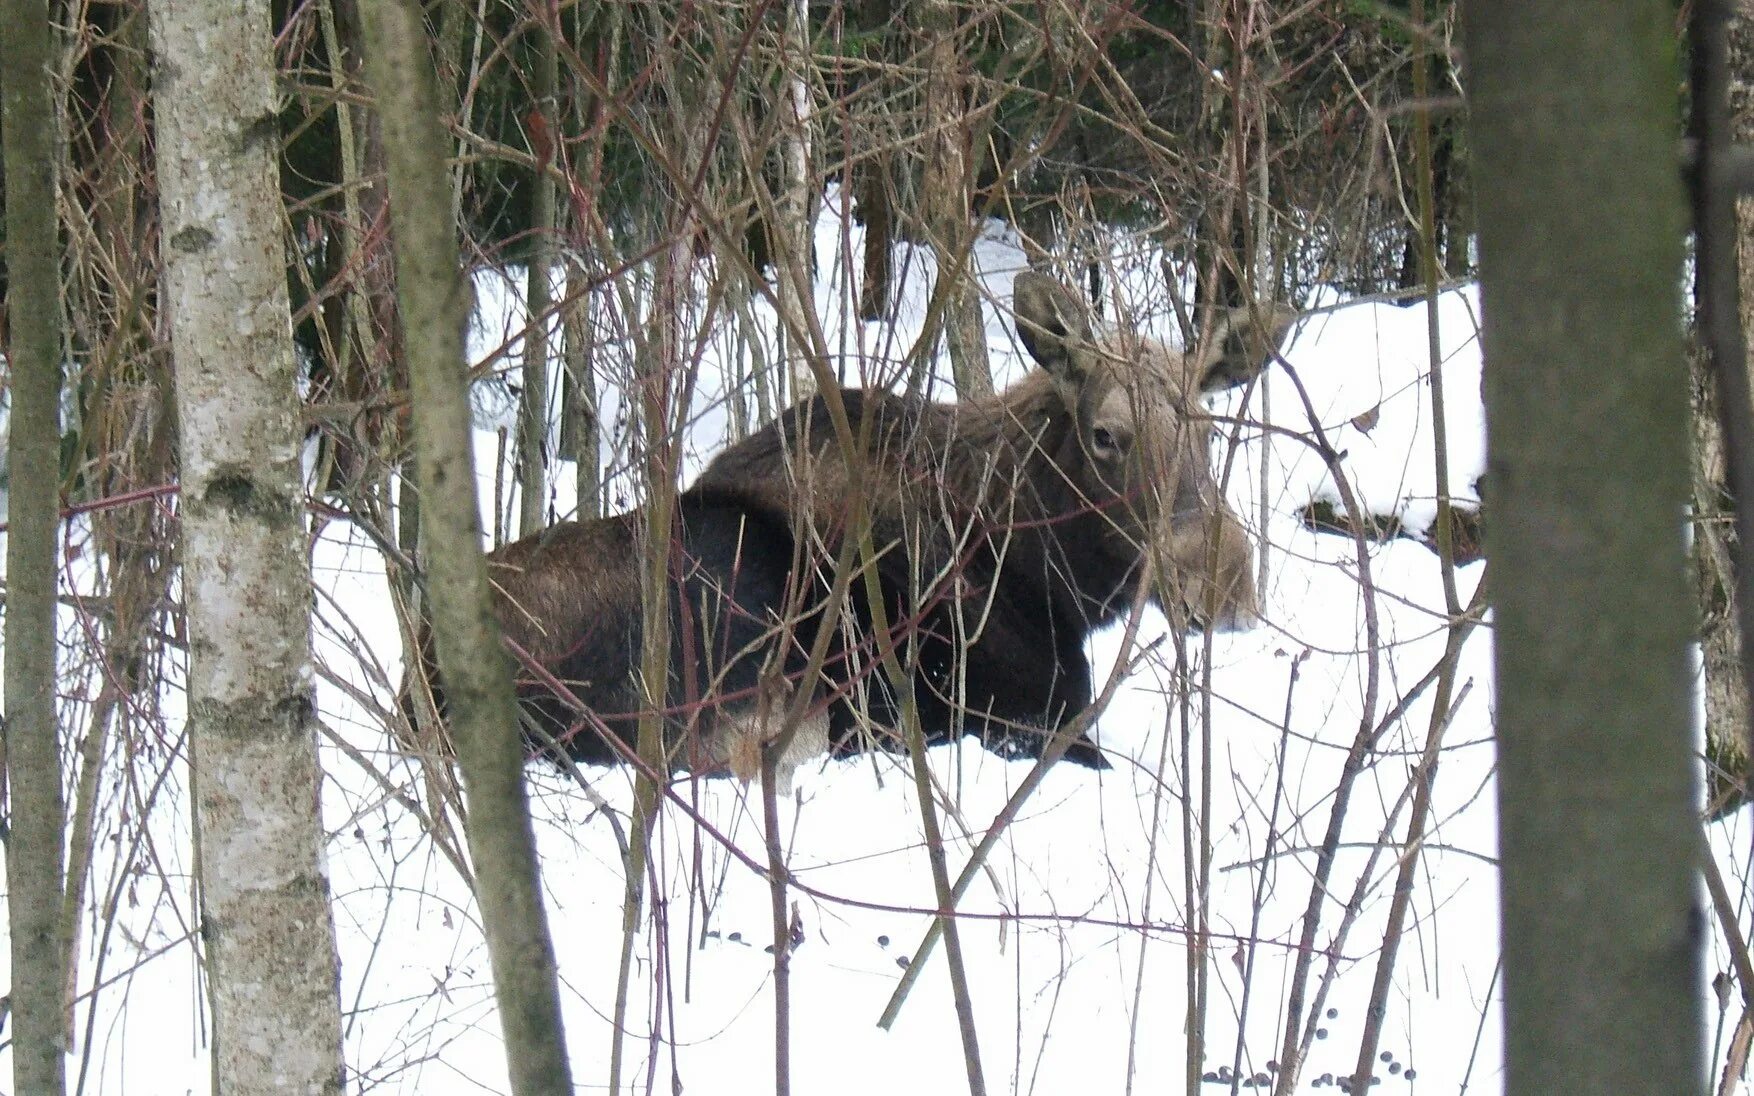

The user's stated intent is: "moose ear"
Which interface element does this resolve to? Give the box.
[1197,304,1298,392]
[1013,272,1094,380]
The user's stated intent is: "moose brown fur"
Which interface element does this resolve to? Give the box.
[404,273,1291,784]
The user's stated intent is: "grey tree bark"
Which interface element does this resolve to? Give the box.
[558,2,613,518]
[357,4,574,1093]
[1693,6,1754,819]
[1465,2,1705,1093]
[3,1,71,1091]
[916,0,992,398]
[514,6,558,539]
[853,0,896,325]
[559,268,602,519]
[148,0,348,1091]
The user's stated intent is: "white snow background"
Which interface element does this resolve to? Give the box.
[4,184,1750,1095]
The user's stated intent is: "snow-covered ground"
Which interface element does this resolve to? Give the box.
[7,187,1749,1095]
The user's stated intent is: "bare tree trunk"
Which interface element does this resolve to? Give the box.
[778,0,818,401]
[916,0,991,398]
[357,4,574,1093]
[560,267,603,518]
[851,0,895,324]
[3,1,70,1091]
[615,225,689,1096]
[56,3,172,1053]
[515,4,559,537]
[148,1,348,1091]
[329,0,418,600]
[559,1,618,518]
[1466,2,1705,1093]
[1694,384,1749,818]
[856,156,893,322]
[1693,5,1754,819]
[610,44,706,1086]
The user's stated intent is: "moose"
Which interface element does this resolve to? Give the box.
[403,273,1291,785]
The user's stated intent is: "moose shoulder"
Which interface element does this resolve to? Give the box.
[403,274,1292,785]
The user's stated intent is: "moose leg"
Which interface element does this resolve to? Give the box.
[814,565,1110,769]
[934,600,1108,769]
[714,693,832,794]
[666,491,827,783]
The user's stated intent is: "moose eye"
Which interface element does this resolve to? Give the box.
[1091,426,1123,456]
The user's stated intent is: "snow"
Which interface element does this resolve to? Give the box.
[2,186,1745,1096]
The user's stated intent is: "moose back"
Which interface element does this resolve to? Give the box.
[402,273,1292,784]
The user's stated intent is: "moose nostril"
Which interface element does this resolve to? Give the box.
[1092,426,1119,453]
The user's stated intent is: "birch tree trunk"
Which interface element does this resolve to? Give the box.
[148,1,347,1091]
[3,1,70,1091]
[1466,1,1705,1091]
[358,4,574,1093]
[778,0,819,401]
